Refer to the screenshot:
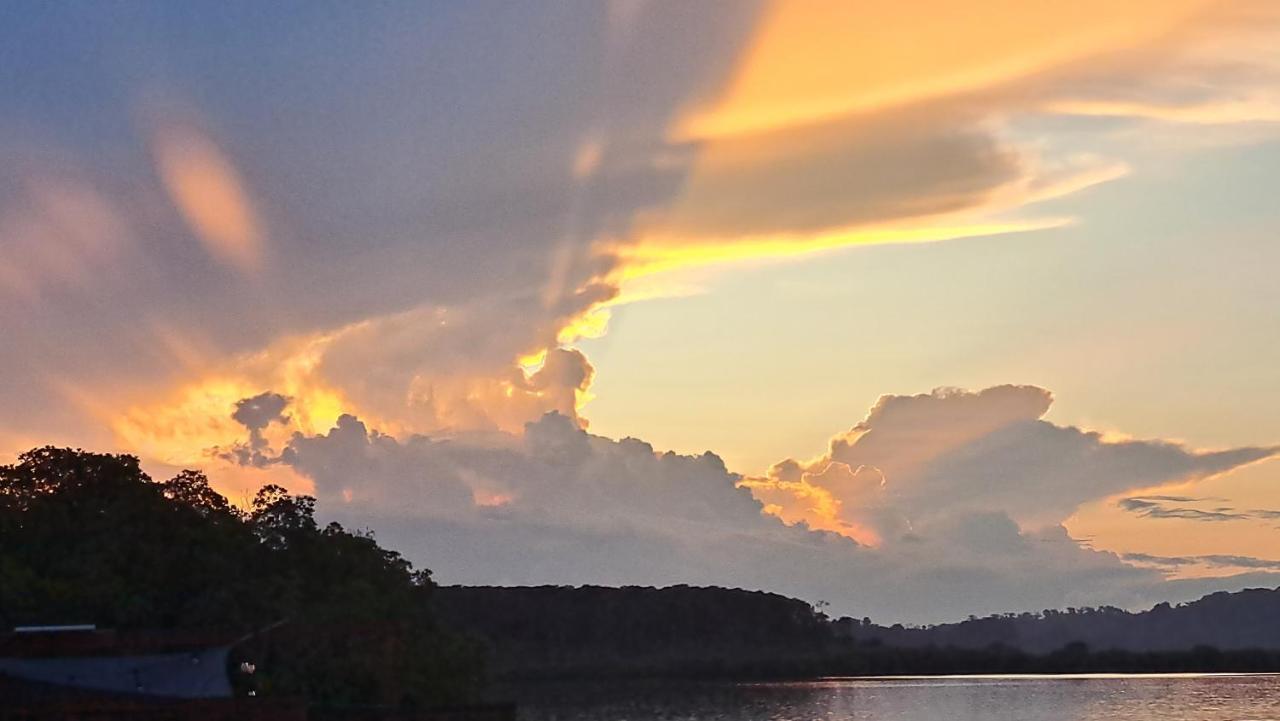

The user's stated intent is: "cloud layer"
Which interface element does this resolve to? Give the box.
[4,2,1279,463]
[215,385,1278,624]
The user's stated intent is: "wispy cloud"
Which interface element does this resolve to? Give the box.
[1123,552,1280,572]
[152,122,265,274]
[1118,496,1280,524]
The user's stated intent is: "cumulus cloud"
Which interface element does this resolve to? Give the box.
[272,408,1158,622]
[311,297,606,436]
[746,386,1278,538]
[904,421,1272,525]
[212,384,1280,624]
[284,410,768,532]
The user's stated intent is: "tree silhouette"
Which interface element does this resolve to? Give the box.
[0,447,482,705]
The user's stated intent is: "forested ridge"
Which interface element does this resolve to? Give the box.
[436,585,1280,679]
[434,585,833,678]
[844,589,1280,653]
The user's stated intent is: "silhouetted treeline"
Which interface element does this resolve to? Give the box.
[0,447,483,706]
[842,589,1280,653]
[437,585,1280,680]
[434,586,832,678]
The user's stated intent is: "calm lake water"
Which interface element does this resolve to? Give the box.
[509,674,1280,721]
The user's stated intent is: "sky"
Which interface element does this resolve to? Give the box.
[2,0,1280,623]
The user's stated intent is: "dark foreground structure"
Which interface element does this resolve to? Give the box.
[0,626,512,721]
[0,626,292,720]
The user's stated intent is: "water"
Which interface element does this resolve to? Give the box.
[509,674,1280,721]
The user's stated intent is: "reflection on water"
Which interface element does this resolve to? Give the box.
[508,674,1280,721]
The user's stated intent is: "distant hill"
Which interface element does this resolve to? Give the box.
[436,584,1280,679]
[851,587,1280,653]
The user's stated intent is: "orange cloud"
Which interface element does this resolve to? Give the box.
[153,123,264,273]
[681,0,1211,140]
[99,330,354,467]
[102,297,606,471]
[612,218,1069,285]
[740,461,884,546]
[604,0,1265,297]
[1069,457,1280,579]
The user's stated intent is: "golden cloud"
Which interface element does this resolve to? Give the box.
[153,123,264,273]
[680,0,1212,141]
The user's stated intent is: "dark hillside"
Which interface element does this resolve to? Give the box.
[849,588,1280,653]
[438,584,1280,678]
[434,585,832,678]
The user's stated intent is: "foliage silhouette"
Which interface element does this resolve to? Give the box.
[0,447,482,706]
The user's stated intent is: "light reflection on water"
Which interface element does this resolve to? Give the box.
[510,674,1280,721]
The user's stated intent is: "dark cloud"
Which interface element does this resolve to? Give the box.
[217,391,291,467]
[1118,497,1280,524]
[1123,552,1280,572]
[1118,498,1249,522]
[1200,555,1280,570]
[231,392,290,433]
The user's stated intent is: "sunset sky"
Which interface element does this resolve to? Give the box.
[3,1,1280,623]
